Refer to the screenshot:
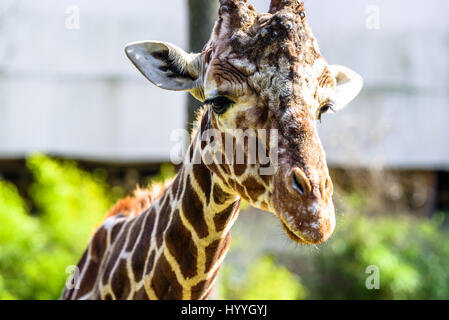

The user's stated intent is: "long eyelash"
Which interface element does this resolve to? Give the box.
[204,98,216,105]
[204,96,232,106]
[205,96,233,115]
[318,103,336,122]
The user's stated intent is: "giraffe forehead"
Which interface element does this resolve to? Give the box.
[207,54,328,114]
[205,7,335,123]
[209,12,328,91]
[212,5,314,60]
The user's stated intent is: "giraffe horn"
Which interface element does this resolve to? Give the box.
[269,0,305,14]
[218,0,248,16]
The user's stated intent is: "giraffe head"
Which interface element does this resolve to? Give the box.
[125,0,363,244]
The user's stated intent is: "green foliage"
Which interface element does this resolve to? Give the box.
[27,154,120,252]
[0,154,119,299]
[0,180,44,299]
[152,163,176,183]
[305,211,449,299]
[221,191,449,300]
[1,155,449,300]
[218,256,307,300]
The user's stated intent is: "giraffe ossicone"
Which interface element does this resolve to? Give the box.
[62,0,363,300]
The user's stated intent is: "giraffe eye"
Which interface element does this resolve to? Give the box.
[205,96,233,115]
[317,103,335,121]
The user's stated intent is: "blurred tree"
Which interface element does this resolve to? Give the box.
[217,256,307,300]
[2,156,449,299]
[186,0,219,130]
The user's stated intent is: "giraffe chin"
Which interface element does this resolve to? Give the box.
[280,220,309,244]
[279,218,333,245]
[276,199,336,245]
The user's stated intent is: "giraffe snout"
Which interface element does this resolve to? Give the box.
[272,166,336,245]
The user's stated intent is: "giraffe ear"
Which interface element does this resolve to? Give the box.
[328,65,363,111]
[125,41,201,92]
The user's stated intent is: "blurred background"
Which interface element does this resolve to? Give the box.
[0,0,448,299]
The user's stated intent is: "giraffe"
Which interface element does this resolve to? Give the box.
[61,0,362,300]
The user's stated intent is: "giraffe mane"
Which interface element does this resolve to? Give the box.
[190,105,207,141]
[103,179,173,220]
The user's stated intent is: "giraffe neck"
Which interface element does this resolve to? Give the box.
[143,143,241,299]
[62,114,241,300]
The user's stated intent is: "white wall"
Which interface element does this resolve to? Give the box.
[0,0,448,169]
[304,0,449,169]
[0,0,189,162]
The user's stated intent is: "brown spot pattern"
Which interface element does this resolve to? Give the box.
[212,183,232,204]
[213,201,239,232]
[101,221,130,286]
[193,164,212,205]
[133,286,149,300]
[125,212,146,252]
[165,210,198,279]
[132,211,156,282]
[151,254,183,300]
[156,198,172,247]
[182,176,209,238]
[204,233,231,272]
[111,259,131,299]
[243,177,266,201]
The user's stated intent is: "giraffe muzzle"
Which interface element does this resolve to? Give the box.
[272,167,336,244]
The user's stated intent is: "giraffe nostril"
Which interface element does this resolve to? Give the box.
[290,170,309,197]
[292,173,305,195]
